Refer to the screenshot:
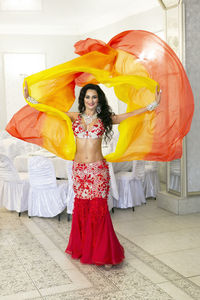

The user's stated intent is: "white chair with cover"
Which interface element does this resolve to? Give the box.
[144,161,160,199]
[28,156,67,219]
[0,154,29,215]
[114,160,146,210]
[108,162,119,212]
[65,160,74,221]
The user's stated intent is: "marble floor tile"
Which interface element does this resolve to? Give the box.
[39,280,92,297]
[113,218,174,237]
[189,276,200,286]
[173,279,200,300]
[0,291,41,300]
[47,249,75,270]
[111,207,145,223]
[154,214,200,230]
[136,202,174,219]
[129,257,168,284]
[0,271,37,297]
[131,227,200,255]
[98,261,153,291]
[158,282,195,300]
[118,234,183,282]
[0,245,38,298]
[155,248,200,277]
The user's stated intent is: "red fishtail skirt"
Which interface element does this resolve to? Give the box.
[65,160,124,265]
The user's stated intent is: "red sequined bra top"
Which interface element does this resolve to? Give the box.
[72,114,105,139]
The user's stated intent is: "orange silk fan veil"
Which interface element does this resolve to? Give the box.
[6,30,194,162]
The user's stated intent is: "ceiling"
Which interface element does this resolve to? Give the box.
[0,0,161,35]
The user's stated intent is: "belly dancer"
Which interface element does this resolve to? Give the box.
[24,81,161,268]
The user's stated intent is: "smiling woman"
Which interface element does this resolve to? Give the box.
[64,82,160,267]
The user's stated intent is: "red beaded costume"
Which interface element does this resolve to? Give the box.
[72,114,104,139]
[65,116,124,265]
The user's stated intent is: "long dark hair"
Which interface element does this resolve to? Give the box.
[78,84,113,142]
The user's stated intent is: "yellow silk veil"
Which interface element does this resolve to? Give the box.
[7,31,194,162]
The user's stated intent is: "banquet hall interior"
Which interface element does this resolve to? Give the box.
[0,0,200,299]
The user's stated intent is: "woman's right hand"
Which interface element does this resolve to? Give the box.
[23,80,29,99]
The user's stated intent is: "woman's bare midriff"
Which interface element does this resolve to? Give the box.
[74,137,104,163]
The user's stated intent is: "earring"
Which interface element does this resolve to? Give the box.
[96,104,101,114]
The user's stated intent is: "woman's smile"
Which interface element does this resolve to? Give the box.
[84,89,98,111]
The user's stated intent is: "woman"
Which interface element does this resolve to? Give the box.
[24,82,161,268]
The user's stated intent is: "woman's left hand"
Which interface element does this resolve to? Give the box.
[155,85,162,105]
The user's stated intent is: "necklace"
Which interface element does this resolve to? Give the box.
[82,113,97,125]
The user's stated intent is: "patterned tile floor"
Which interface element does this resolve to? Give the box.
[1,200,200,300]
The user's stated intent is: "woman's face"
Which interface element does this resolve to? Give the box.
[84,89,98,112]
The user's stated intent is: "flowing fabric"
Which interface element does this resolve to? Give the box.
[6,30,194,162]
[65,160,124,265]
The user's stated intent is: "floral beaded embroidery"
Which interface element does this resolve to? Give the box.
[72,160,110,200]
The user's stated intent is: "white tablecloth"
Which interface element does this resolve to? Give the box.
[0,137,41,159]
[0,138,22,159]
[14,155,68,179]
[112,161,132,173]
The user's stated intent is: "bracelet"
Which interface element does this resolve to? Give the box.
[27,96,38,104]
[146,101,158,111]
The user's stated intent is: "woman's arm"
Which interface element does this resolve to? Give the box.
[112,107,148,124]
[64,111,79,122]
[24,81,78,122]
[112,86,162,125]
